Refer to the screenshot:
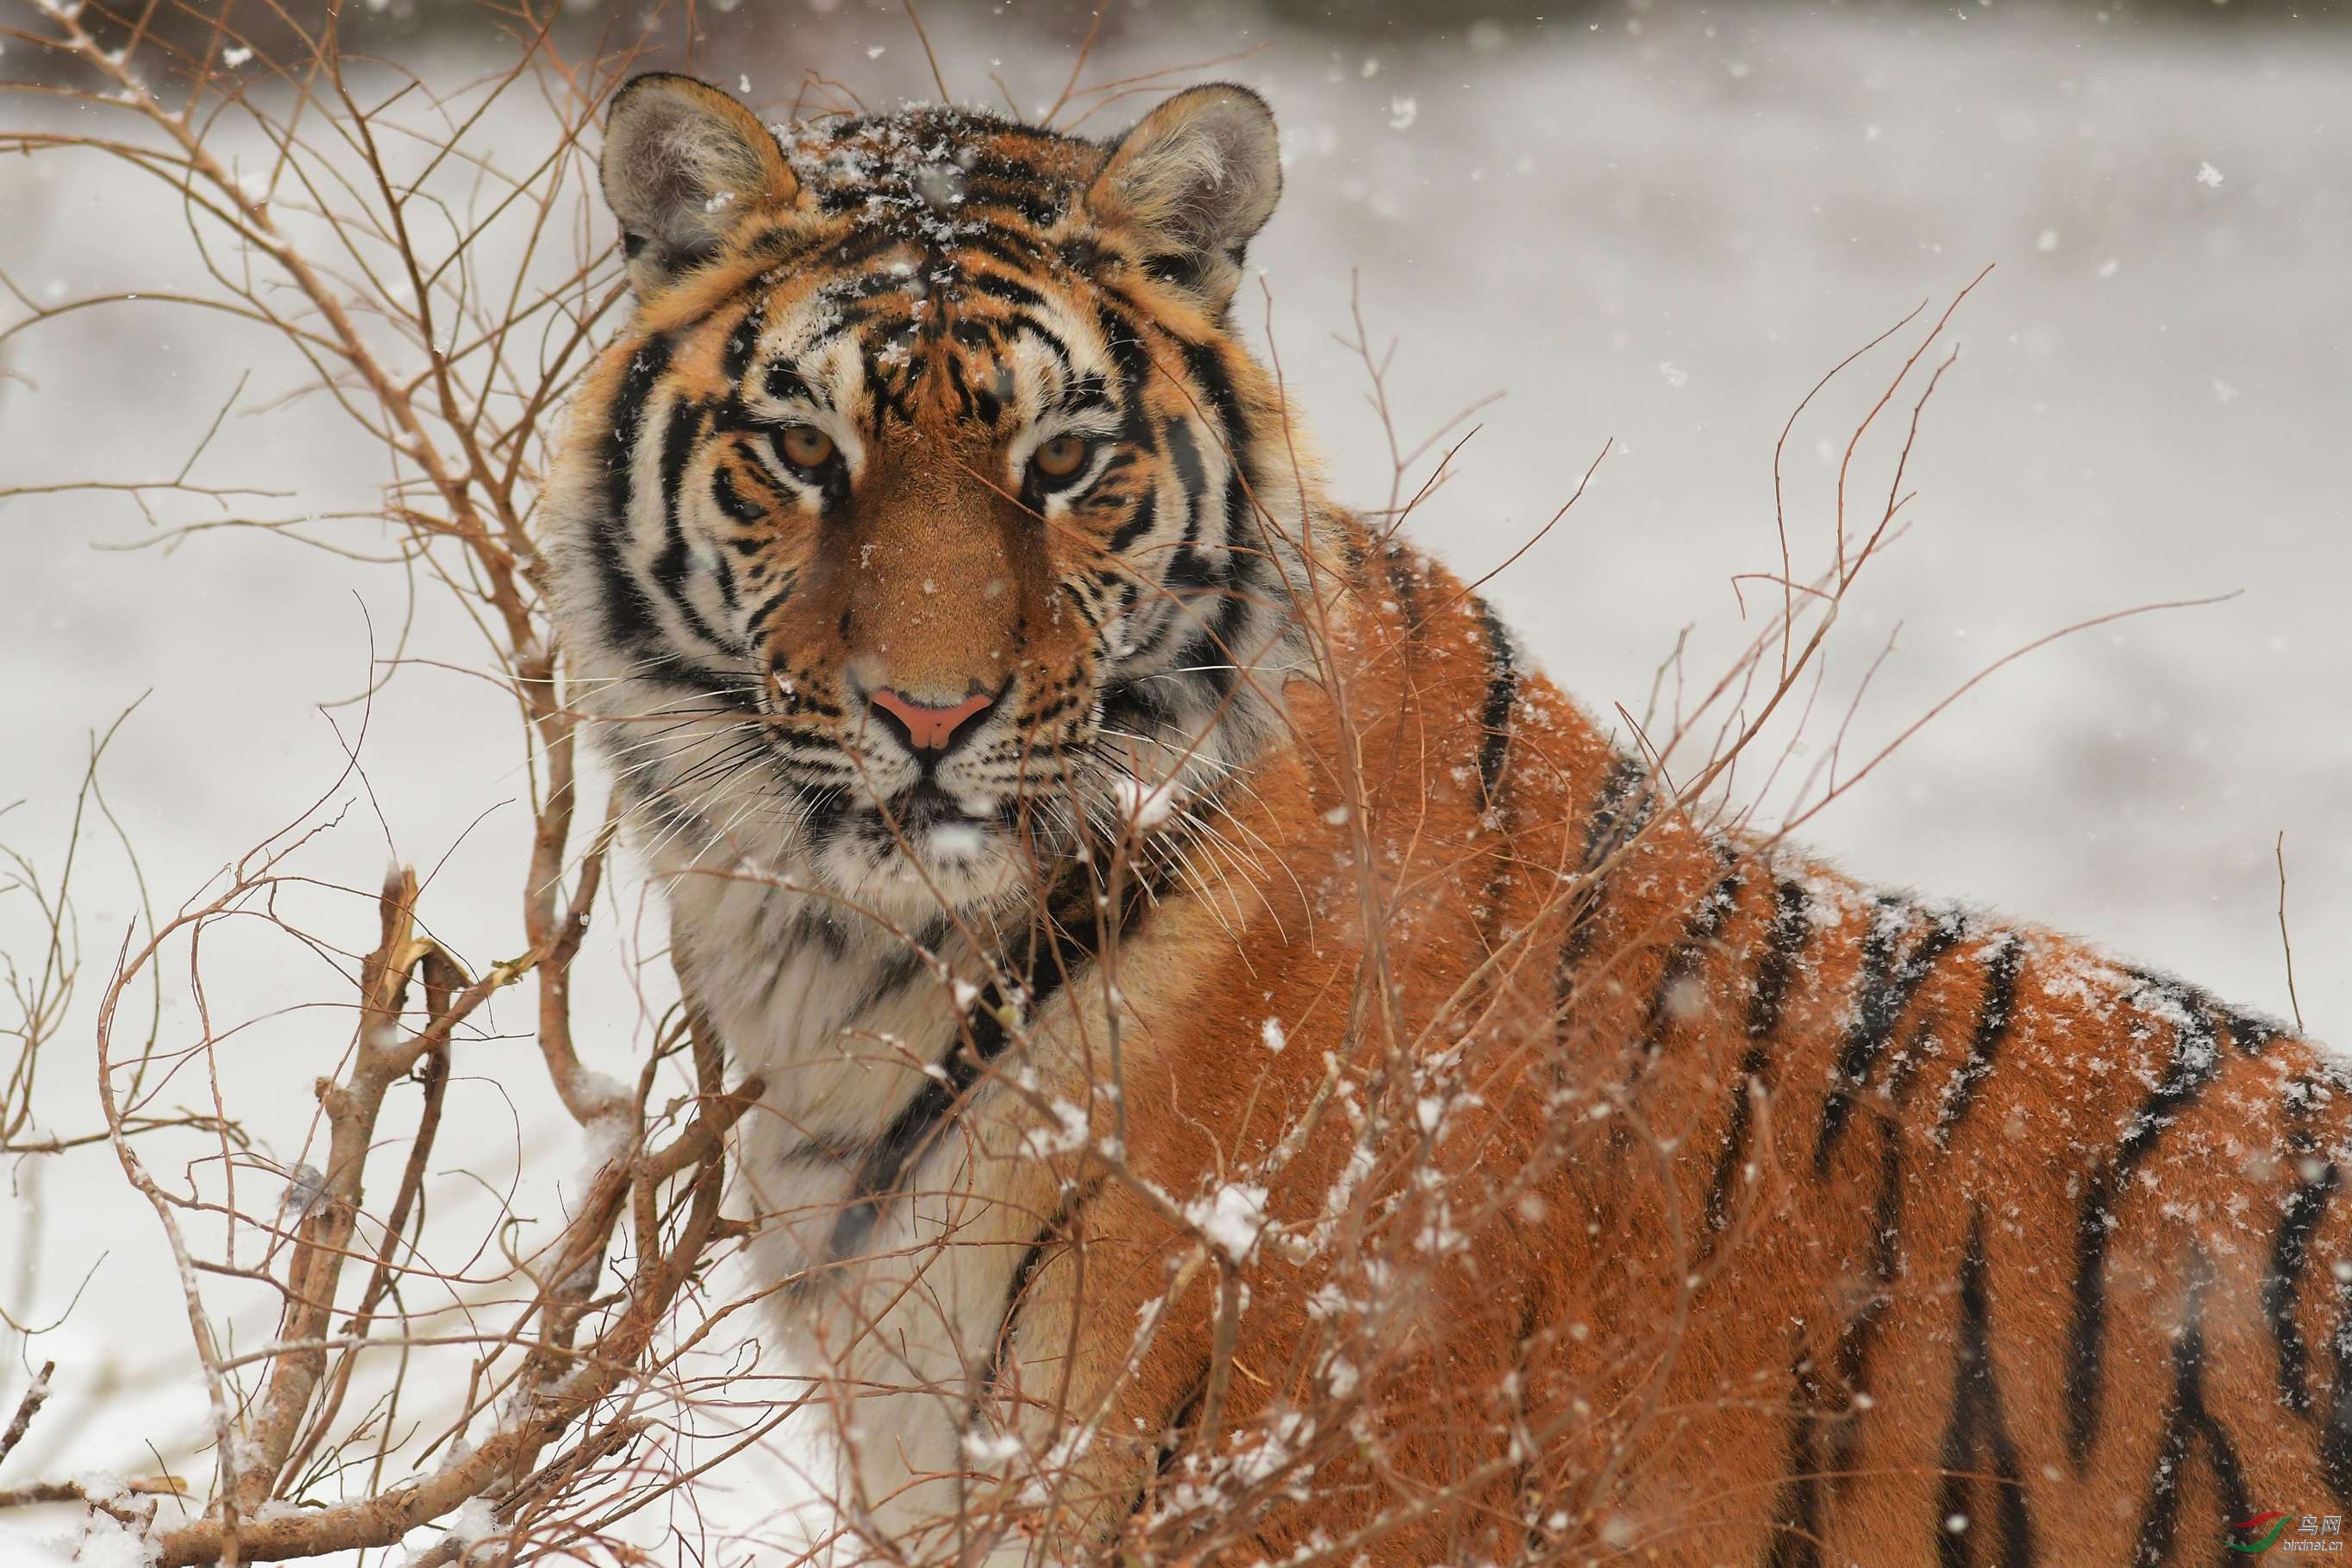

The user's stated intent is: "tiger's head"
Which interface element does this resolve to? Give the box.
[547,74,1310,921]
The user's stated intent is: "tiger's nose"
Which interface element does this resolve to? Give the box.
[867,685,998,759]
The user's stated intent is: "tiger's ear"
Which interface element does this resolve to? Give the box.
[1085,84,1281,309]
[601,73,798,297]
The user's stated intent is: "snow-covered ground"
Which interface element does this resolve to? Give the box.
[3,2,2347,1559]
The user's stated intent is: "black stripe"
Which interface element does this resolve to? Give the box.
[963,267,1049,310]
[1554,755,1654,985]
[743,224,824,271]
[2196,1414,2258,1554]
[965,181,1065,233]
[1218,467,1254,555]
[1932,934,2024,1149]
[745,575,798,637]
[1827,913,1965,1499]
[594,334,673,653]
[1467,594,1522,964]
[1177,336,1247,453]
[1157,522,1227,600]
[1379,540,1423,640]
[1097,672,1179,740]
[1127,1360,1213,1527]
[2066,983,2226,1466]
[950,221,1054,274]
[1117,1354,1225,1534]
[990,319,1073,405]
[761,359,826,409]
[1052,377,1117,424]
[664,734,774,796]
[1578,755,1649,871]
[2324,1264,2352,1504]
[990,1226,1060,1384]
[1473,599,1517,815]
[1824,1113,1905,1496]
[2131,1249,2257,1565]
[978,1178,1103,1406]
[1704,877,1813,1246]
[1815,904,1965,1174]
[941,348,979,423]
[1095,304,1154,415]
[849,942,929,1020]
[1106,489,1159,556]
[1172,584,1253,707]
[2213,1000,2283,1055]
[2129,971,2282,1059]
[710,464,767,525]
[827,958,1056,1262]
[824,860,1176,1264]
[1934,1209,2037,1568]
[646,396,735,653]
[816,265,931,314]
[809,226,915,278]
[1745,876,1813,1041]
[1154,415,1217,609]
[708,538,739,612]
[1763,1352,1828,1568]
[721,298,766,385]
[2267,1091,2338,1419]
[1631,854,1744,1084]
[1164,416,1209,521]
[2130,1374,2195,1559]
[971,354,1006,427]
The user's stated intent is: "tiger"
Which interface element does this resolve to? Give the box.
[546,71,2352,1566]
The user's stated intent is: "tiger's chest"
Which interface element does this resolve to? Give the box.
[672,872,1104,1532]
[674,876,968,1259]
[675,873,1070,1352]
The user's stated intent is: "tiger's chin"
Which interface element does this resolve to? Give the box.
[808,791,1030,922]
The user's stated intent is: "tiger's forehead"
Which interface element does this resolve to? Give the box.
[784,105,1104,224]
[678,108,1130,427]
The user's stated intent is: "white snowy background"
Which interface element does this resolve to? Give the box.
[3,0,2348,1560]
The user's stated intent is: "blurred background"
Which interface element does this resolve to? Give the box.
[3,0,2348,1560]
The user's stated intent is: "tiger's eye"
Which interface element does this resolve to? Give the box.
[1032,434,1090,480]
[779,425,835,468]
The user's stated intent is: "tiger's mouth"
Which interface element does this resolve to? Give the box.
[874,783,998,855]
[806,781,1028,915]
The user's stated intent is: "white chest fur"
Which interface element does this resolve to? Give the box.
[671,871,1076,1548]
